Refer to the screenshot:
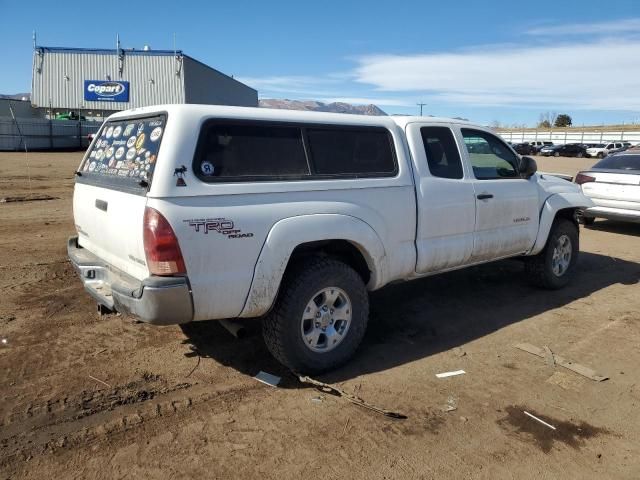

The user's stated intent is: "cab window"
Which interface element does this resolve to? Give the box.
[461,129,519,180]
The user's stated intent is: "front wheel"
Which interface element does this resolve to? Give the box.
[262,256,369,374]
[554,151,560,157]
[525,218,579,289]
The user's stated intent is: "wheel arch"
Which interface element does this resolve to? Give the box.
[239,214,387,318]
[529,193,587,255]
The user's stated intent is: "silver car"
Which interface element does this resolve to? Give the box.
[576,151,640,224]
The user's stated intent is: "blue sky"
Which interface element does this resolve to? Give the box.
[2,0,640,126]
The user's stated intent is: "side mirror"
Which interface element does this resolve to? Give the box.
[519,156,537,179]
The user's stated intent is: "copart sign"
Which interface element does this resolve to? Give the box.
[84,80,130,102]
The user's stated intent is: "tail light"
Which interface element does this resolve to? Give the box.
[143,207,186,276]
[574,172,596,185]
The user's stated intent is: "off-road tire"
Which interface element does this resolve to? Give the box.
[262,256,369,374]
[525,218,579,289]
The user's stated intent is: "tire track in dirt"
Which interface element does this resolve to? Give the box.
[0,377,262,471]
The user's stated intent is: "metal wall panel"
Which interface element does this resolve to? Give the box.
[32,50,185,110]
[183,57,258,107]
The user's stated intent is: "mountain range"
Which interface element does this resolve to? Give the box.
[0,93,30,101]
[258,99,387,116]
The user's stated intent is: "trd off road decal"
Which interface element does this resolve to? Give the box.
[184,218,254,239]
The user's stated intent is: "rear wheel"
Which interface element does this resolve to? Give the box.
[262,256,369,374]
[577,151,584,158]
[597,152,605,159]
[554,151,560,157]
[525,218,579,289]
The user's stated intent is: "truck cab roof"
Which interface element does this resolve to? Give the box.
[108,104,477,130]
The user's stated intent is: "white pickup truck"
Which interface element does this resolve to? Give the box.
[69,105,594,373]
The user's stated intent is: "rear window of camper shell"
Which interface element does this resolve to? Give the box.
[78,114,166,191]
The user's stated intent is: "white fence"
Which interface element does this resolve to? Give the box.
[497,128,640,145]
[0,116,101,151]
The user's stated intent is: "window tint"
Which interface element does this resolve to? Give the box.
[306,127,396,176]
[193,122,309,180]
[420,127,463,179]
[461,129,519,180]
[594,154,640,170]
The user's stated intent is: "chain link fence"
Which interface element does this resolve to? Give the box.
[0,117,101,151]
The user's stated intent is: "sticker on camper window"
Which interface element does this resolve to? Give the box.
[123,124,134,136]
[200,160,215,176]
[126,148,136,161]
[150,127,163,142]
[105,126,114,139]
[135,133,146,150]
[126,136,136,148]
[112,126,122,138]
[115,147,125,160]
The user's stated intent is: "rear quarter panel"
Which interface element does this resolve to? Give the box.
[147,116,416,321]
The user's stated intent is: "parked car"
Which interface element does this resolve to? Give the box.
[575,152,640,224]
[539,143,587,158]
[529,141,553,153]
[586,142,628,158]
[512,142,536,155]
[68,105,593,373]
[55,111,87,121]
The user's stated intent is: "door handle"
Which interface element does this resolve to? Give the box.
[95,199,108,211]
[476,193,493,200]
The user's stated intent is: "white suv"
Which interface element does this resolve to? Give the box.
[586,142,630,158]
[69,105,593,373]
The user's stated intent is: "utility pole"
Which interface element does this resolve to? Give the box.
[417,103,427,116]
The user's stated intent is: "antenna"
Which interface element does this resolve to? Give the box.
[417,103,427,116]
[116,33,120,51]
[173,33,182,76]
[32,30,37,49]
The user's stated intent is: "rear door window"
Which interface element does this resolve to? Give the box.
[79,114,166,191]
[420,126,463,179]
[594,154,640,170]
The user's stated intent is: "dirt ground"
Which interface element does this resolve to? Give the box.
[1,152,639,480]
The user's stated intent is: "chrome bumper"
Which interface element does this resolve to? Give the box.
[67,236,194,325]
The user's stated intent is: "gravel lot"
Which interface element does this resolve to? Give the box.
[1,152,639,479]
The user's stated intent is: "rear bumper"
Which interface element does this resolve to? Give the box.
[67,236,193,325]
[583,206,640,223]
